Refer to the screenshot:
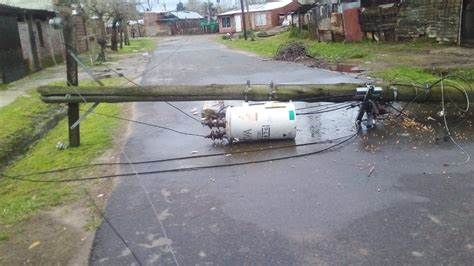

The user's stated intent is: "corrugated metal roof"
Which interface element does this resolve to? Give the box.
[144,10,204,20]
[218,0,294,16]
[170,11,204,20]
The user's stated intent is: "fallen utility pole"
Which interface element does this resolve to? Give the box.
[38,82,471,146]
[38,83,471,103]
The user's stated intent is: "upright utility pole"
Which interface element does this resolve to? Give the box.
[239,0,247,40]
[58,1,80,147]
[207,0,211,23]
[245,0,253,31]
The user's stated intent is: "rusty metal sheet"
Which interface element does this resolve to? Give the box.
[343,8,363,42]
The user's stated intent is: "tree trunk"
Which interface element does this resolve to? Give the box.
[119,21,123,50]
[123,22,130,45]
[111,19,118,51]
[99,15,106,39]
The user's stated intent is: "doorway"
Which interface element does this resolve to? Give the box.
[235,15,242,32]
[461,0,474,46]
[0,14,27,83]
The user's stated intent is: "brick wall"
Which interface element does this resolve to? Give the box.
[360,0,463,44]
[74,16,88,52]
[18,20,65,70]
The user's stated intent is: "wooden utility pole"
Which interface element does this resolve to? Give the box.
[38,83,473,104]
[58,1,80,147]
[245,0,254,31]
[239,0,247,40]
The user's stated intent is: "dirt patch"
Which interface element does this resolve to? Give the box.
[274,42,310,61]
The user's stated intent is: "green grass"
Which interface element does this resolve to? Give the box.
[0,84,11,91]
[372,66,474,89]
[372,66,438,83]
[0,232,10,241]
[219,30,441,63]
[0,78,124,225]
[117,37,157,54]
[0,90,63,164]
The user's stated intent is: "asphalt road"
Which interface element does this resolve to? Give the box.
[90,36,474,265]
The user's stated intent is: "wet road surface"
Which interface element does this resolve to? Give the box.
[90,36,474,265]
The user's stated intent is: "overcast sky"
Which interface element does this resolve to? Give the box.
[139,0,238,12]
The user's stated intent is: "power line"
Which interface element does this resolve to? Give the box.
[84,189,143,266]
[1,133,357,183]
[86,109,206,137]
[4,135,353,178]
[297,104,354,115]
[105,64,202,124]
[68,51,181,265]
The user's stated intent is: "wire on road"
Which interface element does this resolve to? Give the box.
[0,133,357,183]
[4,135,354,178]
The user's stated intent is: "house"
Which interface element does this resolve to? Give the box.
[217,0,301,33]
[0,3,64,83]
[305,0,363,42]
[2,0,91,52]
[144,11,205,36]
[359,0,474,46]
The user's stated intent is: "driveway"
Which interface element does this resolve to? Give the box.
[90,35,474,265]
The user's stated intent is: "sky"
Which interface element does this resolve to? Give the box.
[140,0,238,12]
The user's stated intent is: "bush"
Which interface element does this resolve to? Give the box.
[289,26,310,39]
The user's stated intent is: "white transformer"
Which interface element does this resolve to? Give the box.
[225,102,297,141]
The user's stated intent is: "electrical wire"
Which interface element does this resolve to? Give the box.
[296,102,349,111]
[298,94,355,102]
[104,64,202,124]
[440,78,471,165]
[64,50,181,265]
[0,133,357,183]
[85,109,206,138]
[297,104,354,115]
[84,189,143,266]
[4,135,353,178]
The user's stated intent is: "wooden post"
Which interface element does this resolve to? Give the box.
[239,0,247,40]
[60,3,80,147]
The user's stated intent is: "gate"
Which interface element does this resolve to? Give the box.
[0,14,27,83]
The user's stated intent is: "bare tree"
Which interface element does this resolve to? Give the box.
[139,0,159,11]
[84,0,109,39]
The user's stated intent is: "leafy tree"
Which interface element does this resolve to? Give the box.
[176,1,185,11]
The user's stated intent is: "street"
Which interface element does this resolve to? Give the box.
[90,36,474,265]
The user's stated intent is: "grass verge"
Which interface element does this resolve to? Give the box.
[0,90,64,165]
[0,78,124,225]
[0,84,11,91]
[117,37,157,54]
[219,31,439,63]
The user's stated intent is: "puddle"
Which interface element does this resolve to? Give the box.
[305,60,365,73]
[326,64,365,73]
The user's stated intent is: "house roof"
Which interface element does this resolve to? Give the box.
[0,3,56,19]
[294,3,317,14]
[218,0,295,16]
[170,11,204,20]
[145,10,204,20]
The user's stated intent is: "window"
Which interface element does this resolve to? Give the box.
[255,13,266,26]
[222,17,231,28]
